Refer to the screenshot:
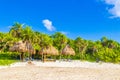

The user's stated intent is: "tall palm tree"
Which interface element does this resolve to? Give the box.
[52,32,68,50]
[101,36,108,47]
[9,22,23,38]
[74,37,88,59]
[22,26,34,42]
[51,32,68,60]
[0,33,19,52]
[22,26,36,60]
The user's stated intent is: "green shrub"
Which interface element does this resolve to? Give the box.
[0,60,18,65]
[0,52,19,60]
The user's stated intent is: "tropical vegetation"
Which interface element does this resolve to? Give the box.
[0,22,120,65]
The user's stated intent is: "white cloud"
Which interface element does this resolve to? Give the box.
[104,0,120,18]
[42,19,55,31]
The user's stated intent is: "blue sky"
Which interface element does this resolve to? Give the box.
[0,0,120,42]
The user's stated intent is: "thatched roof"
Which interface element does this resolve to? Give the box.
[9,41,27,53]
[9,41,35,54]
[62,45,75,56]
[27,48,36,54]
[39,46,59,55]
[25,41,36,54]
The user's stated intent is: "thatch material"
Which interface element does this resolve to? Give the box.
[9,41,35,54]
[39,45,59,62]
[62,45,75,56]
[25,42,35,54]
[9,41,28,61]
[9,41,35,61]
[39,46,59,56]
[9,41,27,53]
[28,49,36,54]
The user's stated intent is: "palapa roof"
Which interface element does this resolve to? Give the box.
[9,41,27,53]
[39,45,59,55]
[9,41,35,54]
[62,45,75,56]
[25,41,36,54]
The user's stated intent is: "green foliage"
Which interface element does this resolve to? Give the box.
[85,54,96,62]
[0,52,19,65]
[0,60,17,65]
[52,32,68,50]
[0,22,120,63]
[0,52,19,60]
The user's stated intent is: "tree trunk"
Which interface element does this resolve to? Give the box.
[21,52,24,62]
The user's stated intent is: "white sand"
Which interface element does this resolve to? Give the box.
[0,60,120,80]
[0,60,120,69]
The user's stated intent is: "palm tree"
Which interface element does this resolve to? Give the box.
[74,37,88,60]
[0,33,19,52]
[9,22,23,38]
[51,32,68,60]
[101,36,108,47]
[101,37,118,49]
[22,26,35,60]
[52,32,68,50]
[74,37,82,54]
[22,26,34,42]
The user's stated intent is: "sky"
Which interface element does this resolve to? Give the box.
[0,0,120,42]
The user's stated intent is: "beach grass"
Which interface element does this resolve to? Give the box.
[0,59,18,66]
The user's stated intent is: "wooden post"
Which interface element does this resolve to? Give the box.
[59,50,62,62]
[21,52,24,62]
[20,53,21,61]
[42,53,43,62]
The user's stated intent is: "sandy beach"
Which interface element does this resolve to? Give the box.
[0,61,120,80]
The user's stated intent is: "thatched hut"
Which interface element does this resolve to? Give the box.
[39,45,59,62]
[9,41,27,52]
[62,45,75,56]
[25,41,36,59]
[39,46,59,55]
[9,41,35,61]
[60,44,75,61]
[9,41,27,61]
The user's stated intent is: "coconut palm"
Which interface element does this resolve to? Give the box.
[52,32,68,50]
[9,22,23,38]
[74,37,88,59]
[21,26,36,60]
[51,32,68,60]
[0,33,19,52]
